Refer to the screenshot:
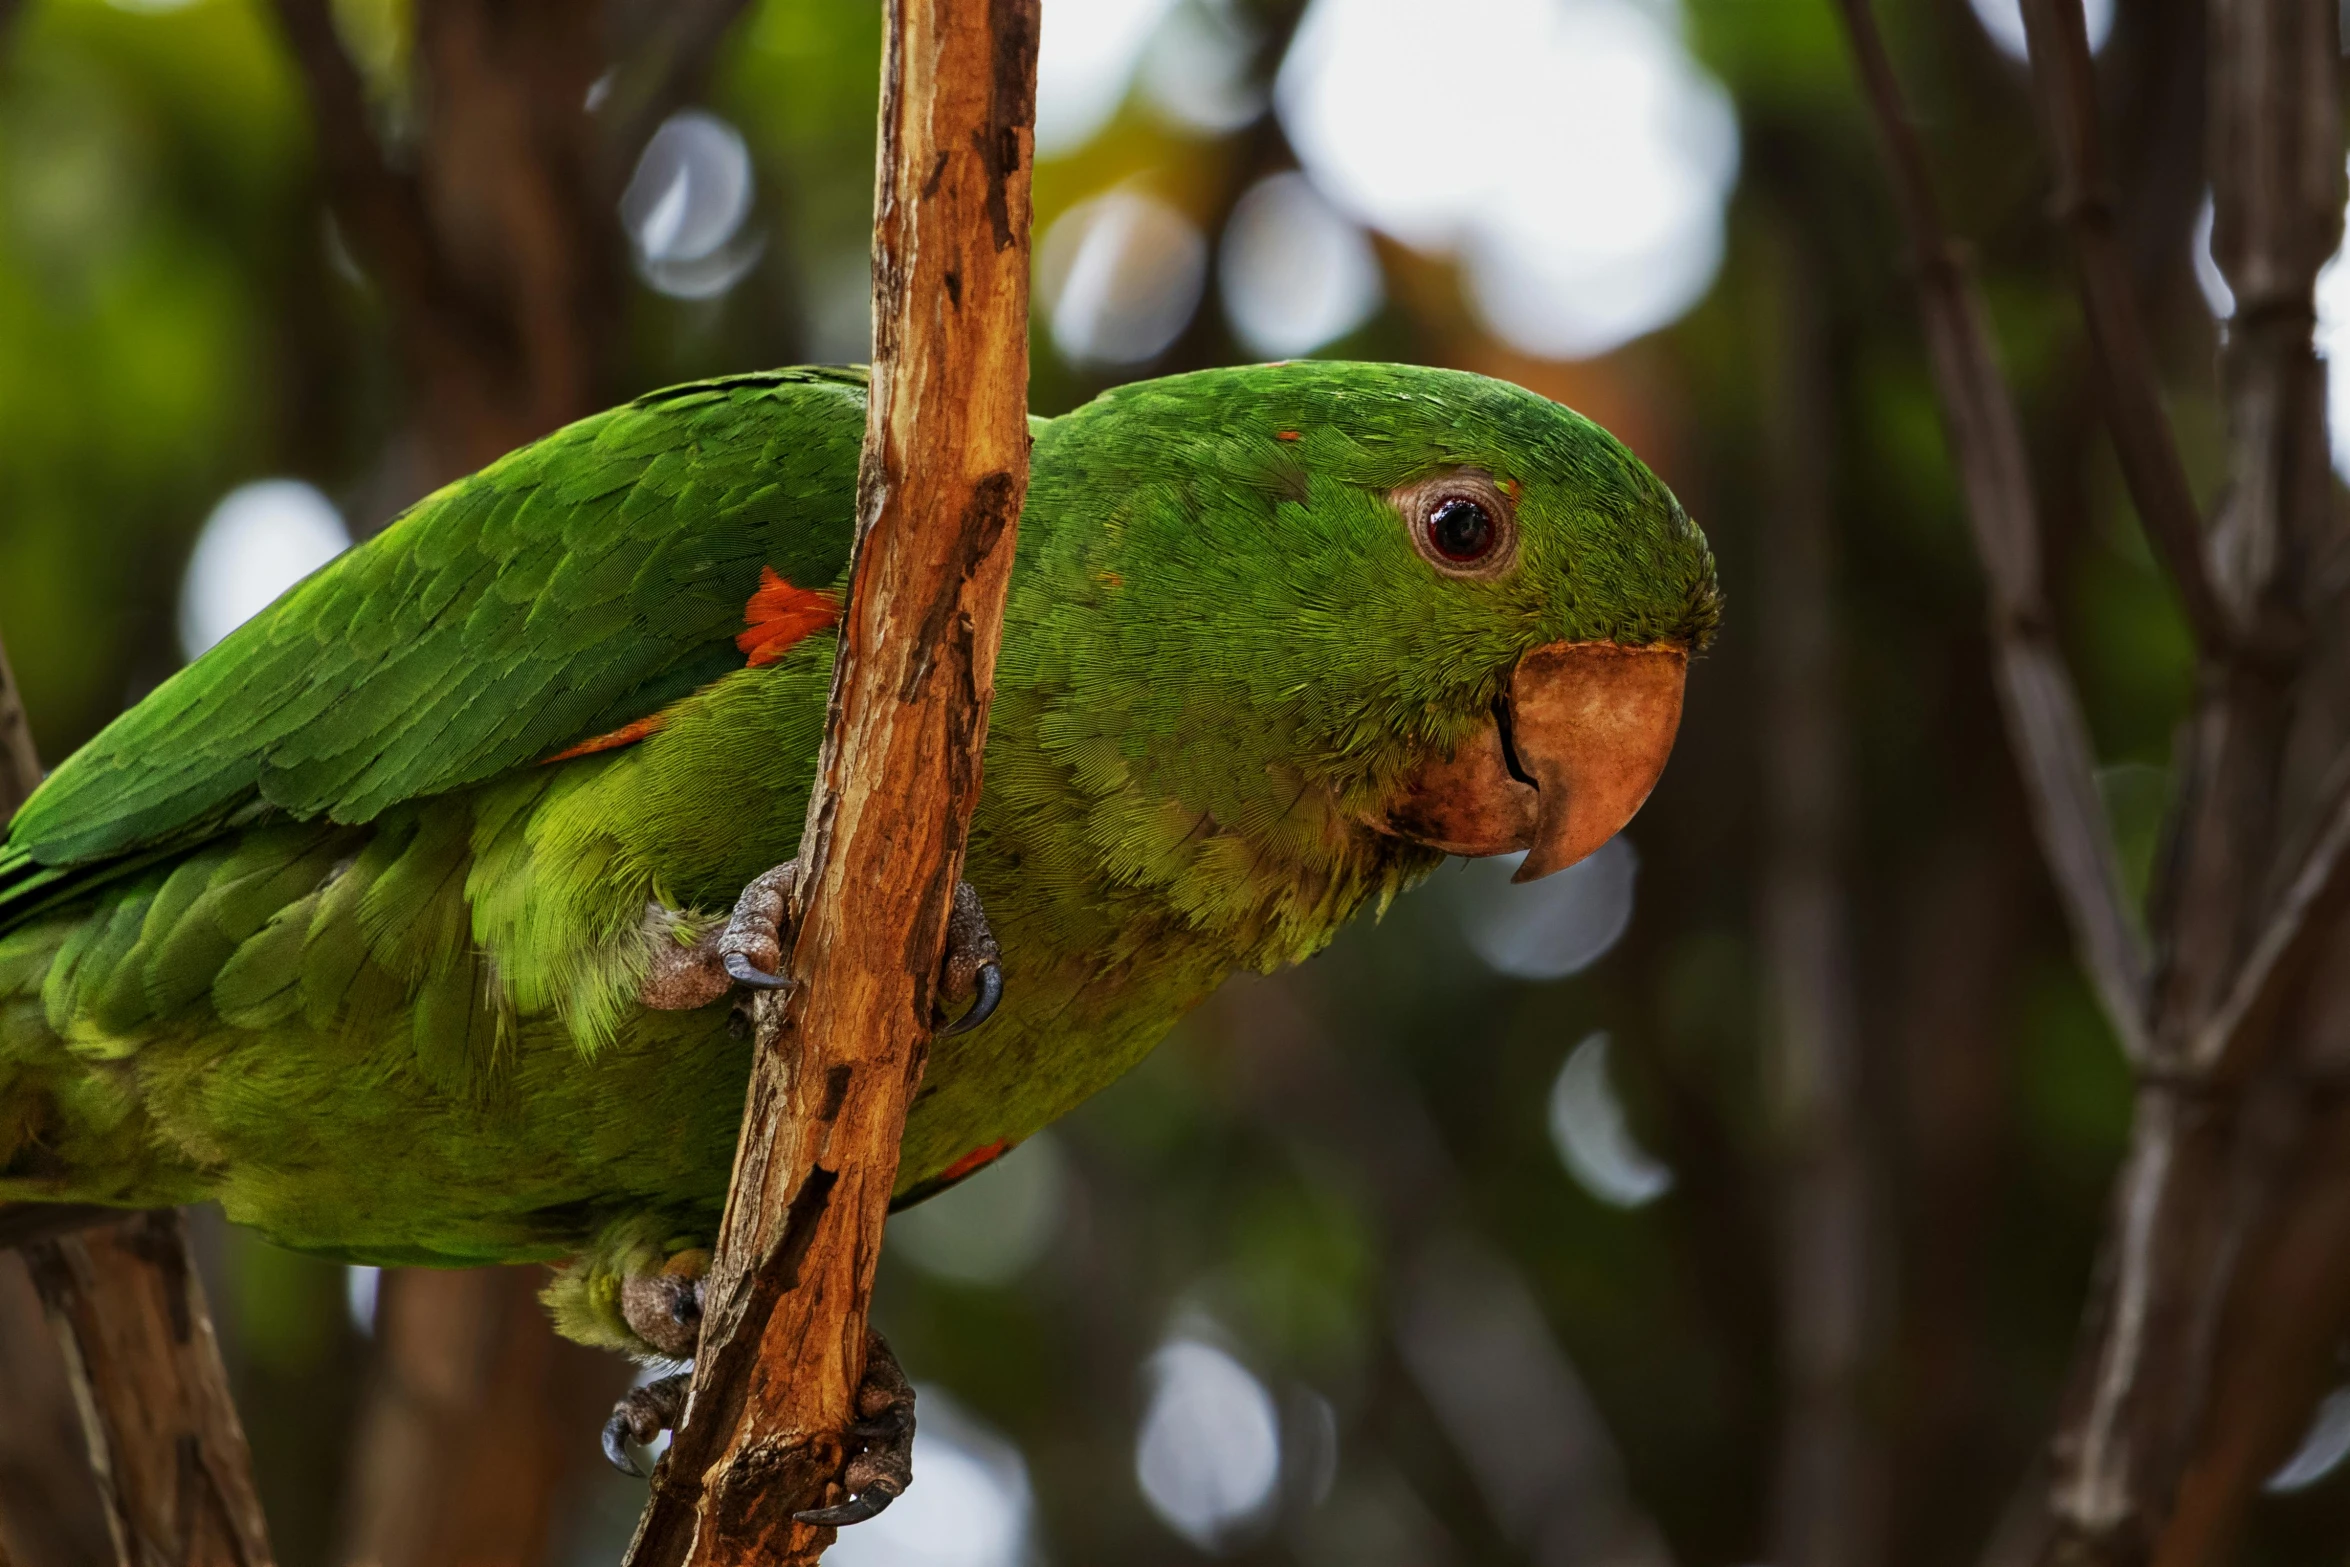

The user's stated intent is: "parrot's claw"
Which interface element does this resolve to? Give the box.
[640,861,1005,1032]
[714,860,800,992]
[636,860,800,1011]
[939,960,1002,1036]
[794,1329,917,1528]
[724,950,790,990]
[796,1488,900,1528]
[934,880,1005,1036]
[603,1370,690,1478]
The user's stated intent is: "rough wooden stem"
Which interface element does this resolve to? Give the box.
[2016,0,2233,655]
[0,631,275,1567]
[1831,0,2152,1064]
[22,1217,275,1567]
[621,2,1038,1562]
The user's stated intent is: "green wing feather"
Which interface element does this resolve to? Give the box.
[0,368,865,928]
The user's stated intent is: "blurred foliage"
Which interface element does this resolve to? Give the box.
[3,0,2347,1562]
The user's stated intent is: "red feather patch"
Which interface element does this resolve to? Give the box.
[543,712,671,764]
[937,1139,1011,1184]
[736,567,842,668]
[541,567,841,765]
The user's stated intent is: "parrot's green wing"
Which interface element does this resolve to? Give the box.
[0,368,867,925]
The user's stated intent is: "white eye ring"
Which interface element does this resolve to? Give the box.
[1392,469,1519,579]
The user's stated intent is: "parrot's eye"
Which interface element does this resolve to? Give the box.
[1394,470,1518,579]
[1428,498,1494,561]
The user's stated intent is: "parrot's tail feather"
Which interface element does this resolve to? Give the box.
[0,904,190,1212]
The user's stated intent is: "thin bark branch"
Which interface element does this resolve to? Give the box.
[623,2,1038,1560]
[0,631,276,1567]
[1922,0,2345,1556]
[2188,762,2350,1076]
[1832,0,2152,1064]
[2016,0,2235,655]
[23,1217,275,1567]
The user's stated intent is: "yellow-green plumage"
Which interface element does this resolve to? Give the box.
[0,362,1717,1352]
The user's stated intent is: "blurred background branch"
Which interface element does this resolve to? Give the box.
[1755,201,1885,1567]
[0,629,273,1567]
[1835,0,2350,1561]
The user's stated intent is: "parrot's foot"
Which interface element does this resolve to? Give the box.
[603,1370,690,1478]
[620,1248,710,1359]
[936,879,1005,1036]
[795,1329,917,1527]
[599,1249,710,1476]
[637,861,1004,1035]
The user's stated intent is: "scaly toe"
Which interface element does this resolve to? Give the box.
[794,1329,916,1527]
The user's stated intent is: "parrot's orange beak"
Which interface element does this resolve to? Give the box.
[1375,640,1687,881]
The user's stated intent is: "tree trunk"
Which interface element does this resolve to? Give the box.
[266,7,756,1556]
[339,1268,627,1567]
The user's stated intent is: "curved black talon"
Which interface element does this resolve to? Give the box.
[795,1483,903,1527]
[603,1408,648,1478]
[724,952,790,990]
[939,961,1002,1037]
[603,1371,690,1479]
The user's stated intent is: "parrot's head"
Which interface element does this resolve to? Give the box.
[1018,360,1719,908]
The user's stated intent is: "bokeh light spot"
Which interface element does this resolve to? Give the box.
[1037,0,1181,155]
[621,110,763,301]
[1135,1338,1281,1550]
[1139,0,1266,136]
[177,479,350,661]
[2269,1386,2350,1493]
[1453,836,1638,982]
[1964,0,2114,61]
[825,1388,1034,1567]
[1276,0,1738,359]
[1220,171,1382,358]
[1039,189,1207,366]
[1549,1032,1674,1209]
[345,1264,379,1338]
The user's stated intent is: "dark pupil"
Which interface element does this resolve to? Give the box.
[1429,497,1494,561]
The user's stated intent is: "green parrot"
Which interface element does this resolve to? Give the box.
[0,361,1713,1485]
